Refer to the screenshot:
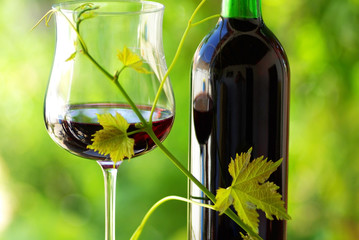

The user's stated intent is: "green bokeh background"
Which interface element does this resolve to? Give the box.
[1,0,358,239]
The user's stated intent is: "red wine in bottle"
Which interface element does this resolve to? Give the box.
[188,0,290,239]
[46,103,174,160]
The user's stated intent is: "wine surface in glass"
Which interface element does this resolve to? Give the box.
[46,103,174,160]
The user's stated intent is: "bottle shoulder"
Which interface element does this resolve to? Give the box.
[193,18,289,68]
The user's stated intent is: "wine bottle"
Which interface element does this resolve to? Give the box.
[188,0,290,239]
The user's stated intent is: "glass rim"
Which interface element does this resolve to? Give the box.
[53,0,165,15]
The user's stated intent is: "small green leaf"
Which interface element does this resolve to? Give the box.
[117,46,151,74]
[81,10,96,21]
[66,52,77,62]
[214,148,291,233]
[87,112,135,164]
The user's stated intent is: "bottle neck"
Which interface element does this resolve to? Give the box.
[221,0,262,19]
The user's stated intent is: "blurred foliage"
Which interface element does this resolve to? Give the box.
[0,0,358,239]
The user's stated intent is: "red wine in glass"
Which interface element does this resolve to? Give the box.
[46,103,174,160]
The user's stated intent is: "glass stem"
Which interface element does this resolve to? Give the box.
[99,162,119,240]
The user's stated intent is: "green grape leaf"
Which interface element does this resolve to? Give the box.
[214,148,291,234]
[87,112,134,164]
[117,46,151,74]
[66,51,77,62]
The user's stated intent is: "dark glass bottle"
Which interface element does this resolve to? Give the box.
[188,0,290,239]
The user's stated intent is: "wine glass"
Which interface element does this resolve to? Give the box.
[44,1,174,239]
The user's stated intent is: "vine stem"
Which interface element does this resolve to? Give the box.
[81,50,149,127]
[55,7,148,127]
[145,128,261,239]
[130,195,215,240]
[149,0,209,124]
